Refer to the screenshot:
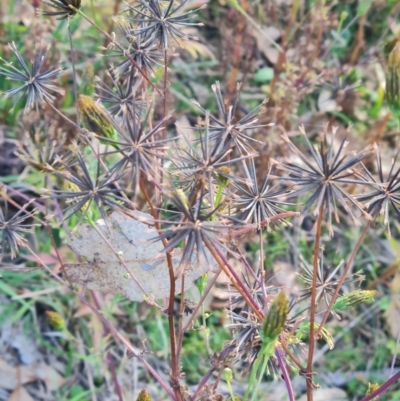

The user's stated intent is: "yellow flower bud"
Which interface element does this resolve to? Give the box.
[366,382,380,400]
[333,290,377,311]
[63,179,90,214]
[78,95,116,142]
[262,291,289,341]
[384,37,400,113]
[217,166,230,186]
[45,311,65,331]
[136,389,152,401]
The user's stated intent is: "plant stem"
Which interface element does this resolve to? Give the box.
[67,18,79,124]
[207,243,263,320]
[315,221,372,338]
[27,243,177,399]
[306,206,324,401]
[139,179,183,401]
[259,230,268,308]
[359,370,400,401]
[182,271,221,333]
[244,342,275,401]
[276,348,296,401]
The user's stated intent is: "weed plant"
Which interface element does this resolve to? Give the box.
[1,1,400,401]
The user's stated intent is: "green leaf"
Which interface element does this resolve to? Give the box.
[357,0,372,16]
[254,67,274,83]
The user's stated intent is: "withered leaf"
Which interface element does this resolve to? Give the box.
[65,211,218,301]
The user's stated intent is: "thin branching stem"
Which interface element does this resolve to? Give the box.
[67,18,79,124]
[359,370,400,401]
[276,348,296,401]
[316,220,372,337]
[90,291,124,401]
[139,178,183,401]
[306,204,324,400]
[207,243,263,320]
[26,242,177,399]
[182,271,221,333]
[259,230,267,309]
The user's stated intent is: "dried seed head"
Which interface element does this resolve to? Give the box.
[40,0,81,19]
[0,200,36,260]
[0,42,64,113]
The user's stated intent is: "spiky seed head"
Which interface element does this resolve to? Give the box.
[40,0,81,19]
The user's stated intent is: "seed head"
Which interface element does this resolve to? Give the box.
[0,200,36,260]
[0,42,64,113]
[40,0,81,19]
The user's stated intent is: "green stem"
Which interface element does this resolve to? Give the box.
[251,342,276,401]
[226,380,235,400]
[244,341,276,401]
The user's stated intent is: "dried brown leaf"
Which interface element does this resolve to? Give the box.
[65,211,217,301]
[8,386,34,401]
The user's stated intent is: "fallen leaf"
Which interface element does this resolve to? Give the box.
[8,386,34,401]
[65,211,218,301]
[0,359,65,392]
[33,363,66,391]
[0,359,36,390]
